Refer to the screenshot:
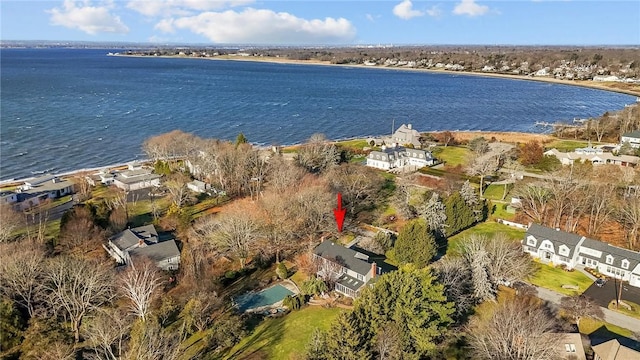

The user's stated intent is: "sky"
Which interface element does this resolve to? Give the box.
[1,0,639,46]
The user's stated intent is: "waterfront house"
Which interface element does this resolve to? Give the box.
[105,224,180,271]
[621,130,640,149]
[112,164,161,191]
[366,123,423,148]
[544,148,639,167]
[7,174,76,210]
[312,239,385,298]
[366,145,435,170]
[523,224,640,288]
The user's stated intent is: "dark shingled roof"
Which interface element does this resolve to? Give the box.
[336,273,364,292]
[527,223,585,257]
[313,239,373,276]
[581,238,640,272]
[110,225,159,251]
[129,239,180,263]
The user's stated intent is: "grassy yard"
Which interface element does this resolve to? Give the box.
[222,306,341,360]
[483,184,511,202]
[608,300,640,320]
[528,263,593,296]
[490,202,516,221]
[545,139,592,152]
[336,138,370,149]
[578,317,635,338]
[446,221,526,256]
[431,146,471,167]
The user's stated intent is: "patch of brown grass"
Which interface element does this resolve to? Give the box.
[441,131,555,145]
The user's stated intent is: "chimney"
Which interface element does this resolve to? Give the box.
[407,124,412,130]
[138,239,145,247]
[371,262,378,279]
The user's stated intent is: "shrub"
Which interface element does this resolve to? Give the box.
[301,277,328,296]
[276,262,288,280]
[283,294,306,311]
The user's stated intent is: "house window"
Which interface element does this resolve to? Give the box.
[419,153,424,158]
[544,243,552,249]
[526,237,536,246]
[622,259,629,269]
[559,256,571,263]
[606,266,625,278]
[606,255,614,265]
[565,344,576,353]
[356,273,364,281]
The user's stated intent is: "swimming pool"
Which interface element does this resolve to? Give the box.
[235,284,295,312]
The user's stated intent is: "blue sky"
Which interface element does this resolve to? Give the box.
[1,1,639,45]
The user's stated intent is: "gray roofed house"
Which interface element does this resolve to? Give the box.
[523,224,640,289]
[313,239,385,298]
[112,166,161,191]
[621,130,640,149]
[129,240,180,271]
[366,145,435,171]
[105,224,180,271]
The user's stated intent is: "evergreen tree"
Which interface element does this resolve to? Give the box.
[235,132,248,146]
[418,192,447,236]
[394,219,437,268]
[324,309,372,360]
[445,192,476,236]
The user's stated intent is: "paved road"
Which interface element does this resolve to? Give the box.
[532,284,640,333]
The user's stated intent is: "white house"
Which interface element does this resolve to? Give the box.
[544,148,639,167]
[621,130,640,149]
[105,224,180,271]
[112,164,161,191]
[312,240,385,298]
[366,123,423,148]
[366,146,436,170]
[523,224,640,288]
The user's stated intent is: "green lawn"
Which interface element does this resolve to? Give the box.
[490,202,516,221]
[545,140,591,152]
[483,184,511,202]
[446,221,526,256]
[528,263,593,296]
[608,300,640,320]
[579,317,635,338]
[432,146,471,167]
[336,138,370,149]
[223,306,341,360]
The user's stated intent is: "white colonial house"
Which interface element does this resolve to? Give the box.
[544,148,639,167]
[312,239,385,298]
[366,146,436,170]
[523,224,640,288]
[105,224,180,271]
[621,130,640,149]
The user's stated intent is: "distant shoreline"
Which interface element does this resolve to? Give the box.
[115,53,640,98]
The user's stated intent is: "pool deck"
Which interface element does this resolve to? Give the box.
[242,280,300,314]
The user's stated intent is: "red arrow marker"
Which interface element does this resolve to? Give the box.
[333,193,346,233]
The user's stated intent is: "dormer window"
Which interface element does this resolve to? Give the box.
[606,255,614,265]
[622,259,629,269]
[526,237,536,247]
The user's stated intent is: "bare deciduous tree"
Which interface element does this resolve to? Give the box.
[120,260,163,322]
[126,320,186,360]
[265,155,306,193]
[327,163,383,215]
[0,239,46,316]
[296,133,340,173]
[257,191,300,263]
[586,182,616,237]
[560,295,603,328]
[513,182,552,224]
[164,173,191,210]
[58,205,103,252]
[0,204,22,243]
[196,201,259,268]
[374,323,402,360]
[43,257,115,342]
[432,257,475,320]
[84,308,132,360]
[618,195,640,250]
[467,298,562,360]
[467,154,497,198]
[417,192,447,235]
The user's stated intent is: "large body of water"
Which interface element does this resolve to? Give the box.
[1,48,636,181]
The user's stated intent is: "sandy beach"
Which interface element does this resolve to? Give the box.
[118,53,640,98]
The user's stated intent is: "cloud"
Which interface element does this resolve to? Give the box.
[453,0,489,17]
[426,5,442,17]
[393,0,424,20]
[127,0,254,17]
[158,8,356,44]
[48,0,129,35]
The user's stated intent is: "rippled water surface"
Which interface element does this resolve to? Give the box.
[1,48,636,180]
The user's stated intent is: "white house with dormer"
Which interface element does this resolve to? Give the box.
[621,130,640,149]
[523,224,640,288]
[366,145,436,170]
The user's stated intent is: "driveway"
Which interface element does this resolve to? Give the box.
[582,278,640,308]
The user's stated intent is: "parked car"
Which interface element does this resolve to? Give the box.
[595,278,607,287]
